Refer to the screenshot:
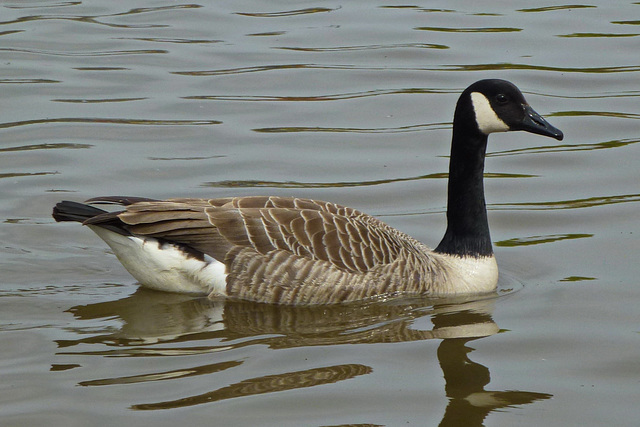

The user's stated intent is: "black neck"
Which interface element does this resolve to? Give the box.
[435,122,493,257]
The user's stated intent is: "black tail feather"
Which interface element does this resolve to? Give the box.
[52,201,107,223]
[52,200,133,236]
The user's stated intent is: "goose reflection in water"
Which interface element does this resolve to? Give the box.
[56,289,551,424]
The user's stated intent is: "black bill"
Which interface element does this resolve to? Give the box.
[519,104,564,141]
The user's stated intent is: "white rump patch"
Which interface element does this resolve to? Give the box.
[470,92,510,135]
[88,226,228,296]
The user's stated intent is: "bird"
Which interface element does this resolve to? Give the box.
[52,79,563,305]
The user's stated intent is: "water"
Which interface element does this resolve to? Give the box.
[1,1,639,425]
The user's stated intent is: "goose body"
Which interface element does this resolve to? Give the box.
[53,79,563,305]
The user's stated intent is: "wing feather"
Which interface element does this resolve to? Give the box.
[99,196,422,276]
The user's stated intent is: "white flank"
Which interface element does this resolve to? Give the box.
[432,253,499,294]
[470,92,510,135]
[88,226,228,296]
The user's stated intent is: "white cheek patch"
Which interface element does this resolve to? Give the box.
[470,92,510,135]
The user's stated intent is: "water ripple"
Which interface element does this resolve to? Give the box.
[380,6,456,13]
[0,4,202,29]
[247,31,287,37]
[415,26,522,33]
[539,90,640,100]
[172,64,357,77]
[116,37,223,44]
[0,143,92,152]
[0,47,167,57]
[185,88,452,102]
[276,43,449,52]
[150,155,225,161]
[235,7,337,18]
[0,29,24,36]
[175,62,640,77]
[79,360,243,386]
[0,171,59,179]
[0,15,164,30]
[0,78,60,84]
[204,172,533,189]
[0,118,221,129]
[496,233,593,247]
[51,97,147,104]
[442,63,640,74]
[559,32,639,38]
[493,194,640,210]
[3,1,81,9]
[252,123,448,134]
[491,137,640,156]
[612,20,640,25]
[559,276,597,282]
[553,110,640,119]
[73,67,130,71]
[517,5,596,12]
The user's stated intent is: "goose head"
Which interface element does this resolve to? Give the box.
[456,79,564,141]
[436,79,564,259]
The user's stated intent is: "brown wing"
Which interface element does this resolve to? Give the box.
[100,195,417,274]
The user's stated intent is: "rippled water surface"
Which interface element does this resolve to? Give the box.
[1,1,639,426]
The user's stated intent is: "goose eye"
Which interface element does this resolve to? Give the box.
[495,94,509,105]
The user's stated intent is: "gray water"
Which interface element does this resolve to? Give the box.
[1,1,639,426]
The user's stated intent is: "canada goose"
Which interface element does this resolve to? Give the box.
[53,79,563,305]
